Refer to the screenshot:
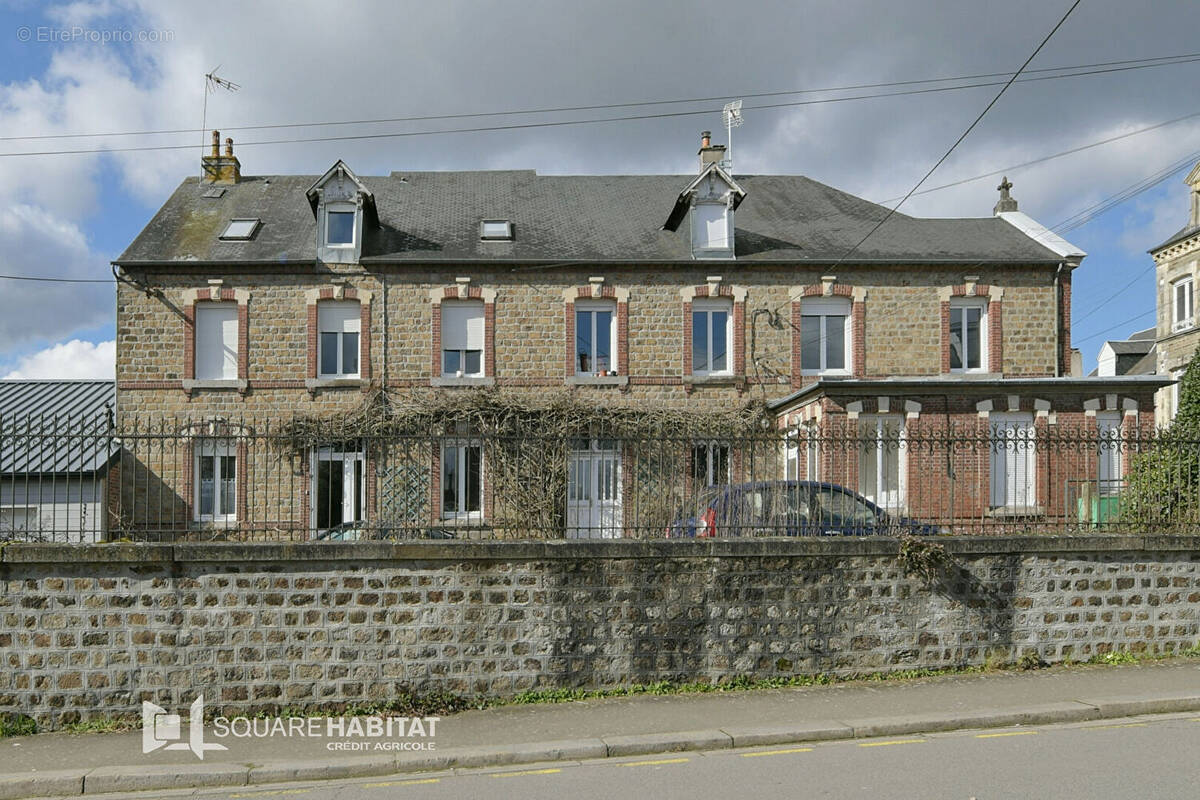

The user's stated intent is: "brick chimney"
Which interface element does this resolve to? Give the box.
[202,130,241,184]
[698,130,726,171]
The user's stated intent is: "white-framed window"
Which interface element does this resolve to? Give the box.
[691,441,730,487]
[441,440,483,520]
[195,440,236,522]
[1173,276,1194,332]
[1096,411,1123,497]
[480,220,513,240]
[858,415,906,513]
[312,443,364,531]
[692,203,730,252]
[325,205,357,247]
[441,301,484,377]
[989,412,1036,510]
[318,301,361,378]
[691,298,733,376]
[194,302,238,380]
[949,299,988,372]
[805,425,820,482]
[800,297,851,375]
[575,299,617,376]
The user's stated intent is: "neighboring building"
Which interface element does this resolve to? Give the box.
[1093,327,1156,377]
[111,135,1169,536]
[1151,161,1200,424]
[0,380,117,542]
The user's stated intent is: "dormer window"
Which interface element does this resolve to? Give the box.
[480,220,513,240]
[219,218,259,240]
[692,203,730,254]
[326,207,356,247]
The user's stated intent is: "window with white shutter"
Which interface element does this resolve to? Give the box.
[195,303,238,380]
[317,301,361,378]
[989,412,1036,509]
[441,302,485,377]
[1096,412,1122,496]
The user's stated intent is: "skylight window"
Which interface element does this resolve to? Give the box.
[480,220,513,240]
[220,218,260,240]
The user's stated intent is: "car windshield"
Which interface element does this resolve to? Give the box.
[814,488,877,526]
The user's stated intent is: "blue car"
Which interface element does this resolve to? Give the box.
[665,480,940,538]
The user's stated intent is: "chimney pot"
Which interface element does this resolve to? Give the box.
[202,130,240,185]
[210,130,220,157]
[225,137,234,157]
[701,130,711,148]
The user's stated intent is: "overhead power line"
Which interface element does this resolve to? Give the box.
[2,51,1198,145]
[0,41,1193,159]
[817,0,1082,273]
[1072,308,1157,346]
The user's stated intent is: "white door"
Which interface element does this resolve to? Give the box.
[312,446,364,533]
[566,439,622,538]
[1096,412,1123,496]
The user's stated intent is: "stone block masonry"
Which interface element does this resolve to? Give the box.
[2,536,1199,730]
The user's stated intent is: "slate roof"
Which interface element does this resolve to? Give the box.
[1104,339,1156,356]
[117,170,1068,266]
[0,380,116,475]
[1152,223,1200,253]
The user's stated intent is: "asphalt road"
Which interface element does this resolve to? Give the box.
[88,712,1200,800]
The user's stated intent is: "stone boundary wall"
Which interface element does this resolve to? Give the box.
[2,537,1199,729]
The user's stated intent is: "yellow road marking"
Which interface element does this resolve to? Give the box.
[229,791,313,798]
[859,739,925,748]
[976,731,1038,739]
[361,778,441,788]
[740,747,814,757]
[492,768,562,779]
[1088,722,1148,730]
[620,757,691,767]
[1190,717,1200,722]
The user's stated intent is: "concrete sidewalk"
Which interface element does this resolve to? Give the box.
[2,660,1199,798]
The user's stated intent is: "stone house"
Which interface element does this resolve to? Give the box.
[111,133,1168,537]
[1151,161,1200,425]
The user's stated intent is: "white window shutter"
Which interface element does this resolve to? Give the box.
[195,304,238,380]
[318,301,360,334]
[693,204,728,250]
[442,303,484,351]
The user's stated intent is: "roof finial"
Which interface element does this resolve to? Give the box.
[994,176,1018,214]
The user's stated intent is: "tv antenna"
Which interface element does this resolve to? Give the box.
[722,100,744,170]
[200,66,241,179]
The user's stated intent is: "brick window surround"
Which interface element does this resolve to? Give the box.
[562,283,630,383]
[790,280,867,387]
[181,427,248,528]
[304,287,373,391]
[680,282,747,385]
[939,283,1004,374]
[181,286,249,396]
[429,284,497,385]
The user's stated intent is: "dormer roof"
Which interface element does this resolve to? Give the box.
[305,160,378,224]
[662,162,747,232]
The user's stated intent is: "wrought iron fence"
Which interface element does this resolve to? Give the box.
[1,414,1197,542]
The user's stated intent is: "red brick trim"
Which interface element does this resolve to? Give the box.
[430,440,442,524]
[364,449,376,526]
[183,439,194,523]
[1060,271,1073,375]
[940,301,952,374]
[790,300,803,388]
[236,439,248,525]
[307,288,370,383]
[942,285,1002,374]
[851,299,865,378]
[183,303,196,381]
[988,300,1004,374]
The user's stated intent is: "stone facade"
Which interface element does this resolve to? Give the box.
[1151,161,1200,424]
[3,538,1199,730]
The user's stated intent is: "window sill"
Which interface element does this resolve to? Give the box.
[944,371,1002,379]
[182,379,248,395]
[305,377,368,392]
[986,506,1044,518]
[567,375,628,387]
[431,376,496,388]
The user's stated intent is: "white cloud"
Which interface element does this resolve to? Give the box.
[3,339,114,379]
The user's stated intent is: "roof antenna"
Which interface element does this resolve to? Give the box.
[201,66,241,182]
[722,100,744,171]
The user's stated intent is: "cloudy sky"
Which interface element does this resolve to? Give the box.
[0,0,1197,378]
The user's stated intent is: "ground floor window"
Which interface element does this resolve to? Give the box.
[989,412,1036,509]
[691,441,730,488]
[195,440,236,522]
[858,415,905,512]
[442,440,483,519]
[1096,411,1122,496]
[313,443,364,530]
[0,506,35,533]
